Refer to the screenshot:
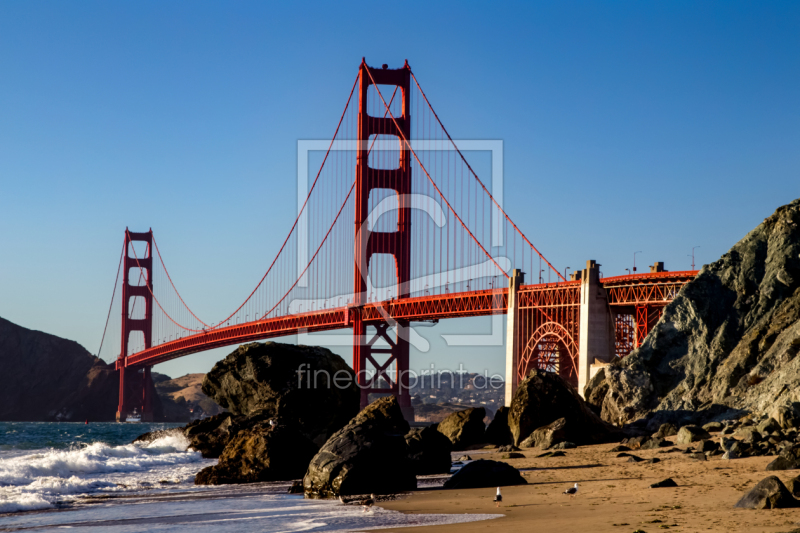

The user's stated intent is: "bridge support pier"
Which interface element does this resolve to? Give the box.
[577,260,615,396]
[504,269,524,406]
[116,366,127,422]
[141,366,154,422]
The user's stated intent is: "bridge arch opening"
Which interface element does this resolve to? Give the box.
[517,321,578,388]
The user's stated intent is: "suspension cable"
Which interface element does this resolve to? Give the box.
[96,240,124,357]
[410,71,565,282]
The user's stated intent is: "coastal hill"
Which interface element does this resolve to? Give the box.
[0,316,213,422]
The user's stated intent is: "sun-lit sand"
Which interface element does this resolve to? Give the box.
[377,442,800,533]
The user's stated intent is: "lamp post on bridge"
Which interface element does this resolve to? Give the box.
[564,267,570,281]
[689,246,700,270]
[633,251,642,273]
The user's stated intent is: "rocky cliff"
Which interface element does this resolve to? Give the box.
[586,199,800,426]
[0,316,194,421]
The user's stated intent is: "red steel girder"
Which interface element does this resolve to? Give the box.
[603,270,697,306]
[120,307,349,369]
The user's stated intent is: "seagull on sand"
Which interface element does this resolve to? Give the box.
[362,494,376,512]
[269,419,277,428]
[493,487,502,507]
[563,483,579,499]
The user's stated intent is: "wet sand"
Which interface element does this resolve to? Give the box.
[378,442,800,533]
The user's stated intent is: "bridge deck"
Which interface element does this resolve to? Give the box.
[118,271,698,369]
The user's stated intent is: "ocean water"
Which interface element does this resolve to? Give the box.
[0,422,500,532]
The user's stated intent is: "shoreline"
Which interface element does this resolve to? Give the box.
[375,443,800,533]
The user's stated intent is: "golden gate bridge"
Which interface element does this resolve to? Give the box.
[97,59,696,421]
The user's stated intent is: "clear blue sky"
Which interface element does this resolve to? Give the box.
[1,1,798,379]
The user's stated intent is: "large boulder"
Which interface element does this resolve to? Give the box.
[303,396,416,498]
[524,418,568,449]
[675,425,711,445]
[735,476,799,509]
[442,459,527,489]
[436,407,486,449]
[183,412,237,458]
[202,342,360,446]
[194,421,317,484]
[588,199,800,426]
[405,426,452,475]
[485,406,513,445]
[766,444,800,470]
[508,370,621,446]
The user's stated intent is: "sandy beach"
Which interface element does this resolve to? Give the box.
[378,443,800,533]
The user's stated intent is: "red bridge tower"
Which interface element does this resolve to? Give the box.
[352,59,414,420]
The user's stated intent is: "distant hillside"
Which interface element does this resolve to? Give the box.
[155,373,225,418]
[0,316,206,422]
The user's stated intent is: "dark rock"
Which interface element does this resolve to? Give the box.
[195,422,317,484]
[650,478,678,488]
[183,412,237,458]
[703,422,724,433]
[503,452,526,459]
[288,480,304,494]
[645,458,661,464]
[735,427,761,443]
[303,396,415,498]
[508,370,621,446]
[658,447,681,454]
[767,444,800,470]
[202,342,360,447]
[757,418,782,435]
[641,437,668,450]
[676,425,711,445]
[437,408,486,449]
[689,452,707,461]
[405,426,452,475]
[770,404,800,430]
[766,457,798,471]
[735,476,799,509]
[484,406,513,445]
[653,423,679,438]
[457,455,473,461]
[610,445,631,452]
[498,445,521,452]
[699,440,719,453]
[526,418,567,449]
[551,441,577,450]
[616,452,634,458]
[625,436,650,449]
[627,455,644,463]
[593,200,800,425]
[537,450,566,458]
[442,459,527,489]
[786,475,800,497]
[583,366,609,415]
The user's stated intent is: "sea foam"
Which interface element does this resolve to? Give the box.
[0,433,207,513]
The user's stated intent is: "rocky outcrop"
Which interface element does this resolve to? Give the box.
[442,459,527,489]
[303,396,416,498]
[405,425,452,475]
[436,407,486,449]
[485,406,513,445]
[0,316,191,422]
[735,476,799,509]
[508,370,622,446]
[202,342,359,446]
[194,421,317,484]
[521,418,568,449]
[587,199,800,426]
[183,412,238,458]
